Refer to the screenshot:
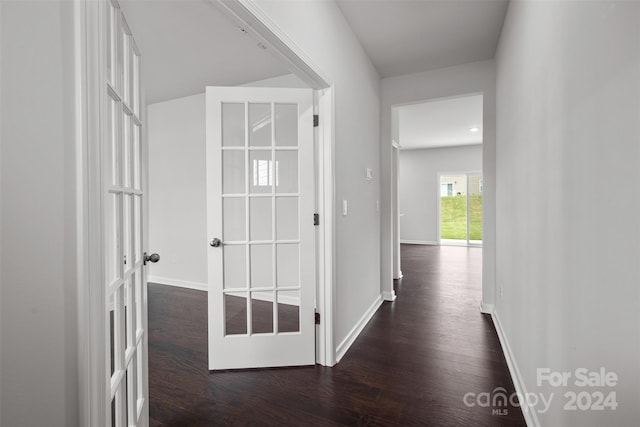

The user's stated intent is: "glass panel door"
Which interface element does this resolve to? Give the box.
[104,2,147,425]
[206,87,315,370]
[468,174,483,245]
[439,173,482,245]
[439,174,468,243]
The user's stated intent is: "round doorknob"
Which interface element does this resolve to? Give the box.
[143,252,160,265]
[210,238,222,247]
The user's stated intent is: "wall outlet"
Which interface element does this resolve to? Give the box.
[500,286,504,300]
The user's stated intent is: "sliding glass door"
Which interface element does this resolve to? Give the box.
[439,173,482,245]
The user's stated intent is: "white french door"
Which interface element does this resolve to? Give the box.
[438,172,483,246]
[104,1,149,426]
[206,87,316,370]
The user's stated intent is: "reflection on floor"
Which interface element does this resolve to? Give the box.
[148,245,525,426]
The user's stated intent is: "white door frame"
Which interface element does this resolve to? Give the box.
[77,0,336,424]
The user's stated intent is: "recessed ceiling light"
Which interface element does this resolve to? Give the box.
[469,127,480,133]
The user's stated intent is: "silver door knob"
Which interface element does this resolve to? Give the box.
[143,252,160,265]
[210,238,222,247]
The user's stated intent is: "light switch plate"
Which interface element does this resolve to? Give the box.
[342,200,348,216]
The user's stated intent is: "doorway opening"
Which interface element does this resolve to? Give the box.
[438,172,483,245]
[394,93,483,251]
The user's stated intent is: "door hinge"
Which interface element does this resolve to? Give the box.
[313,114,319,127]
[313,213,319,226]
[315,312,320,325]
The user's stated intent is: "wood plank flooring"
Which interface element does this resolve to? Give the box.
[148,244,525,426]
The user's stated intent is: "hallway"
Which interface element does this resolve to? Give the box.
[148,245,525,426]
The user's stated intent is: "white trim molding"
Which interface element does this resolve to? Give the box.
[336,295,383,362]
[400,240,439,245]
[479,301,494,314]
[209,0,330,89]
[491,310,539,427]
[382,291,397,302]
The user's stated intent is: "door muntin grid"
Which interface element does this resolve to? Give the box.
[105,1,145,426]
[221,102,302,336]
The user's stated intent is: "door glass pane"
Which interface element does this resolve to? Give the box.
[276,197,298,240]
[250,244,272,288]
[249,151,273,194]
[122,112,132,188]
[223,245,246,289]
[275,103,297,147]
[440,174,467,241]
[133,195,142,264]
[469,175,483,243]
[111,398,116,427]
[123,195,132,273]
[225,292,247,335]
[125,278,134,348]
[107,3,117,86]
[222,103,245,147]
[106,192,121,287]
[251,292,274,334]
[108,95,119,186]
[277,290,300,333]
[222,151,245,194]
[275,151,297,193]
[250,198,271,241]
[127,41,135,109]
[109,292,115,376]
[223,197,245,241]
[133,123,141,190]
[136,341,144,403]
[122,31,131,105]
[133,53,140,116]
[277,244,299,287]
[134,271,142,335]
[249,103,271,147]
[127,362,137,426]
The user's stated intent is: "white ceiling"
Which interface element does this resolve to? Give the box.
[119,0,290,105]
[398,94,483,149]
[336,0,509,78]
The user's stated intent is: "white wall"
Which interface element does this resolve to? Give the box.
[1,1,79,426]
[148,93,208,288]
[381,59,496,308]
[237,1,383,353]
[495,1,640,425]
[147,73,308,289]
[399,145,482,243]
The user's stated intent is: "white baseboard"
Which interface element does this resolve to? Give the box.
[382,290,396,301]
[479,301,494,314]
[400,239,439,245]
[147,276,207,292]
[336,295,383,362]
[491,310,539,427]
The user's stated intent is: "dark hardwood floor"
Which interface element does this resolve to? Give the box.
[148,244,525,426]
